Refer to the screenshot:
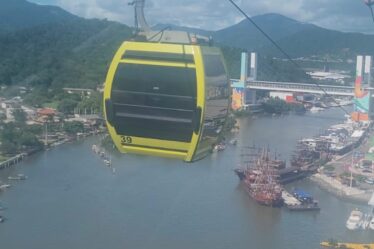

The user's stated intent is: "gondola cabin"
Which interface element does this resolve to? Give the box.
[104,41,229,162]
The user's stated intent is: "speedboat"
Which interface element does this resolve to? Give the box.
[361,214,371,230]
[310,106,324,113]
[346,210,363,230]
[8,174,27,180]
[370,217,374,230]
[0,184,11,190]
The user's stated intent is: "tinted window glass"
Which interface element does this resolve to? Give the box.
[110,63,198,142]
[203,54,226,78]
[193,51,229,160]
[123,51,195,64]
[113,63,196,97]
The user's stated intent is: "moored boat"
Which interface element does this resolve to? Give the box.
[238,148,284,207]
[286,189,320,211]
[321,241,374,249]
[369,217,374,230]
[346,209,363,230]
[8,174,27,180]
[0,184,11,190]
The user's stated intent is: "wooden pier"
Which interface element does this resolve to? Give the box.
[0,154,27,170]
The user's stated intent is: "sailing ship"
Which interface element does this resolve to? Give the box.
[235,147,284,207]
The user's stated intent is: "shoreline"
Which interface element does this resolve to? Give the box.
[0,130,105,171]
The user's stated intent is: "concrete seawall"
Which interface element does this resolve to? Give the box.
[310,173,373,203]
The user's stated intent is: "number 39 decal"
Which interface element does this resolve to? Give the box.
[121,136,133,145]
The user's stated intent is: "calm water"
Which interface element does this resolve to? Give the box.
[0,108,373,249]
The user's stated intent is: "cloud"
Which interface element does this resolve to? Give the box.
[30,0,374,33]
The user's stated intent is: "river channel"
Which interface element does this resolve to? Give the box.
[0,108,373,249]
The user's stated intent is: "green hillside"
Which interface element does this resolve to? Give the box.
[0,0,312,102]
[0,0,76,32]
[0,19,132,89]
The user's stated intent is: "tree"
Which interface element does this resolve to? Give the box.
[77,92,102,114]
[63,121,84,135]
[13,108,27,125]
[57,98,78,114]
[0,140,18,155]
[19,132,43,148]
[24,124,43,135]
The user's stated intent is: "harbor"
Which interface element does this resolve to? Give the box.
[0,108,373,249]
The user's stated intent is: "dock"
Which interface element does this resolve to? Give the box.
[0,154,27,170]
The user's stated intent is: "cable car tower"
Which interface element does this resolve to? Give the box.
[365,0,374,22]
[128,0,150,34]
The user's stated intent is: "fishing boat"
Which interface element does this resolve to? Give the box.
[346,209,364,230]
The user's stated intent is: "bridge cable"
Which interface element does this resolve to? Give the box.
[227,0,351,116]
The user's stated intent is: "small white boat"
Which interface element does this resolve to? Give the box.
[361,214,371,230]
[346,210,363,230]
[310,107,324,113]
[8,174,27,180]
[104,159,111,167]
[229,139,238,146]
[214,143,226,152]
[370,217,374,230]
[0,184,11,191]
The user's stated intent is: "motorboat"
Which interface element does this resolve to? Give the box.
[310,106,324,113]
[0,184,11,191]
[370,217,374,230]
[361,214,371,230]
[346,210,363,230]
[8,174,27,180]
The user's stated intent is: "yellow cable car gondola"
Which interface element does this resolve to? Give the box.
[103,1,230,162]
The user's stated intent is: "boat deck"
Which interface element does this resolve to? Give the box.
[321,242,374,249]
[282,190,301,206]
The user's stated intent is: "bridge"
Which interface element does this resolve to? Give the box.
[231,80,356,96]
[230,52,373,121]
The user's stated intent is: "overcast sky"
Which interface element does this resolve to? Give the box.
[30,0,374,34]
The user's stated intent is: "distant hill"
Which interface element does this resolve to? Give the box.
[160,13,374,59]
[0,18,132,88]
[218,13,374,58]
[213,13,316,51]
[0,0,77,32]
[272,27,374,58]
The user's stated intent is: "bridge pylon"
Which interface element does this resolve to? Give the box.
[231,52,257,111]
[352,55,373,122]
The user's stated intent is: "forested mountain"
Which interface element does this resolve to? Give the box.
[0,0,76,32]
[163,13,374,59]
[0,19,132,88]
[5,0,373,93]
[213,13,316,51]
